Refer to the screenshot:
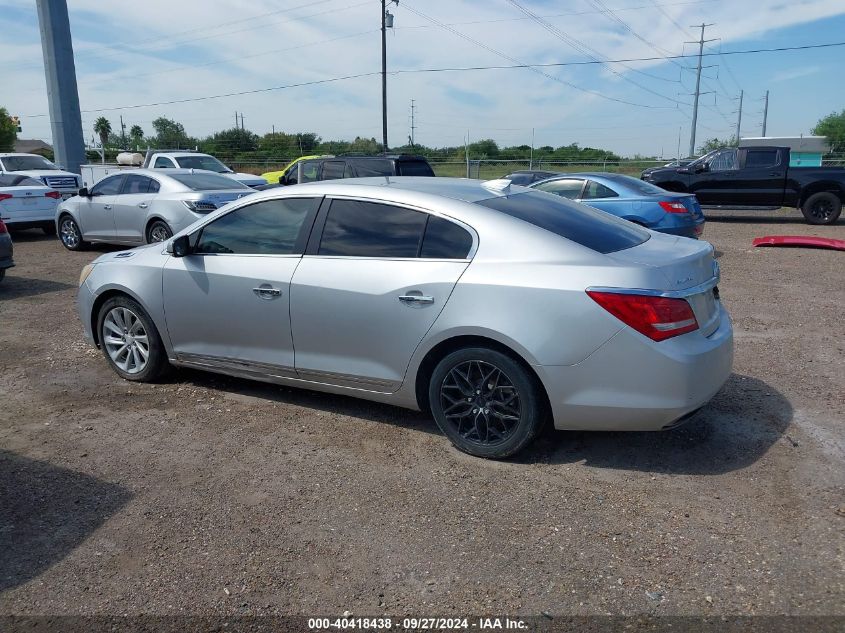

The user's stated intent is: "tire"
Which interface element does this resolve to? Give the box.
[58,215,87,251]
[42,223,57,236]
[146,220,173,244]
[428,347,544,459]
[801,192,842,225]
[96,295,169,382]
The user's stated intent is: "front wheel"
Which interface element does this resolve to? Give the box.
[801,192,842,225]
[146,220,173,244]
[429,347,544,459]
[58,215,87,251]
[97,296,169,382]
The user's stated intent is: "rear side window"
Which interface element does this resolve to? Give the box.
[350,159,394,177]
[534,178,584,199]
[582,181,618,200]
[121,174,155,194]
[397,160,435,176]
[195,197,319,255]
[319,199,427,257]
[322,161,346,180]
[420,216,473,259]
[745,149,779,169]
[475,191,649,254]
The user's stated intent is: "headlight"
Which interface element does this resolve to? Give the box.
[79,263,96,287]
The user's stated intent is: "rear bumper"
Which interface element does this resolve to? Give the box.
[536,303,733,431]
[658,217,705,239]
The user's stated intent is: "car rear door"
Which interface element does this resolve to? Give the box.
[162,196,320,373]
[79,174,124,240]
[113,174,160,242]
[289,197,474,392]
[733,148,787,206]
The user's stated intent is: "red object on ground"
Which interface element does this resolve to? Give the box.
[752,235,845,251]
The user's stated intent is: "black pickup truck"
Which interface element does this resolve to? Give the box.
[642,146,845,224]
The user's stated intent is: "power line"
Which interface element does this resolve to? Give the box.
[585,0,683,65]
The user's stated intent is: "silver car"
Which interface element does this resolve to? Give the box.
[76,177,733,458]
[57,168,254,250]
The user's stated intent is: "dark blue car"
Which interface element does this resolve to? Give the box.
[528,172,705,239]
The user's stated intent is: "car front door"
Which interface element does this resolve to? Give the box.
[79,174,124,240]
[113,174,160,242]
[289,198,474,392]
[161,196,321,374]
[688,148,739,205]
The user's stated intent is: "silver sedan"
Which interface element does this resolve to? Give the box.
[56,168,255,250]
[76,177,733,458]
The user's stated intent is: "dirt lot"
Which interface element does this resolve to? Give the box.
[0,210,843,624]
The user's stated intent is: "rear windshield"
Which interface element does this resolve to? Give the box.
[169,173,250,191]
[475,190,649,254]
[602,174,668,196]
[0,174,43,187]
[397,160,435,176]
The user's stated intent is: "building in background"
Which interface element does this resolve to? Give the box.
[14,139,53,157]
[740,136,830,166]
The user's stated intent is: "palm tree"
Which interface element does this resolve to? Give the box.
[129,125,144,148]
[93,117,111,148]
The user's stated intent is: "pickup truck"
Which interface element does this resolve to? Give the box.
[642,146,845,225]
[0,153,81,199]
[81,151,267,189]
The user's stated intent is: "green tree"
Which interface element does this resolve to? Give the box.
[0,107,17,151]
[201,127,259,158]
[151,116,194,149]
[697,136,737,154]
[93,116,112,148]
[812,109,845,153]
[468,138,499,158]
[129,125,144,147]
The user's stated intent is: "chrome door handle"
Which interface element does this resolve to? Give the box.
[399,294,434,305]
[253,286,282,299]
[103,205,112,210]
[138,202,148,208]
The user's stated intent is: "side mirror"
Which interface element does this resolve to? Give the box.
[167,235,191,257]
[78,187,90,197]
[695,163,709,173]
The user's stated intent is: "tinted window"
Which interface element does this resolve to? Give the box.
[300,161,320,183]
[745,149,779,169]
[709,149,738,171]
[122,174,154,194]
[154,156,175,168]
[169,173,250,191]
[0,174,42,187]
[582,181,618,200]
[505,173,535,186]
[420,216,473,259]
[534,178,585,199]
[149,179,160,193]
[322,161,346,180]
[475,191,649,254]
[195,198,319,255]
[350,159,393,177]
[397,160,435,176]
[319,199,427,257]
[91,175,124,196]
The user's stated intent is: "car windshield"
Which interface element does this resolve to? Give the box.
[475,190,649,254]
[173,155,232,173]
[169,173,250,191]
[1,155,58,171]
[0,174,43,187]
[601,174,671,196]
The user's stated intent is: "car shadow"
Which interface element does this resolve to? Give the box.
[705,213,843,226]
[5,229,56,243]
[0,451,131,592]
[0,275,74,299]
[518,374,791,475]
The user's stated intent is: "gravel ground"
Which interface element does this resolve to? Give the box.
[0,209,843,623]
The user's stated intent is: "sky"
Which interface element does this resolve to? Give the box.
[3,0,845,158]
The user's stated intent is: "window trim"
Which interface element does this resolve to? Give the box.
[305,195,478,261]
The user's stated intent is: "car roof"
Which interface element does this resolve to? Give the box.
[103,168,223,178]
[0,153,47,158]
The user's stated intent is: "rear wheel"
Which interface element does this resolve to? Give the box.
[428,347,543,459]
[59,215,87,251]
[97,296,169,382]
[801,192,842,225]
[146,220,173,244]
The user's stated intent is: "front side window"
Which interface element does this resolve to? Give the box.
[709,149,738,172]
[91,175,125,196]
[745,149,779,169]
[318,199,427,258]
[195,197,319,255]
[534,178,585,199]
[420,216,473,259]
[322,161,346,180]
[582,181,619,200]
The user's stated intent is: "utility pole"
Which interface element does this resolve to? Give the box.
[735,90,743,143]
[35,0,86,174]
[235,111,239,129]
[465,130,470,179]
[119,114,126,149]
[686,23,716,157]
[762,90,769,136]
[530,128,535,170]
[409,99,416,148]
[239,113,245,131]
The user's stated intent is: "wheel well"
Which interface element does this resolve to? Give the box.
[799,184,845,207]
[413,335,552,420]
[89,289,132,346]
[145,217,167,235]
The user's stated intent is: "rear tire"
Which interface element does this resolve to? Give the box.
[428,347,543,459]
[97,295,169,382]
[58,215,87,251]
[146,220,172,244]
[801,192,842,225]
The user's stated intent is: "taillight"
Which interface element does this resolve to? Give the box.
[658,200,688,213]
[0,219,7,234]
[46,191,62,199]
[587,290,699,342]
[0,193,12,202]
